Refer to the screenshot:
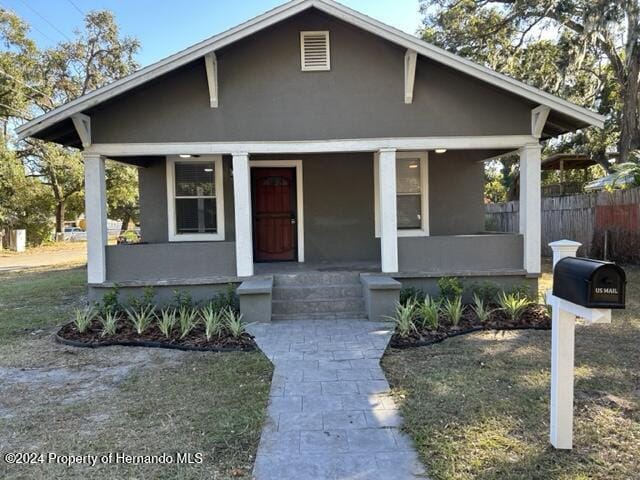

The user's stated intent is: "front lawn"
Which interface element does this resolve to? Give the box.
[383,262,640,479]
[0,264,273,479]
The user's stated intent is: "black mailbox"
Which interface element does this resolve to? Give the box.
[553,257,626,309]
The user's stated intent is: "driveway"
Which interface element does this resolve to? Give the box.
[0,243,87,272]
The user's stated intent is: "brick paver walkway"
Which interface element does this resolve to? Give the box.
[248,319,426,480]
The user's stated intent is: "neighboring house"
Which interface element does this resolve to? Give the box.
[541,153,599,197]
[16,0,604,320]
[584,173,635,192]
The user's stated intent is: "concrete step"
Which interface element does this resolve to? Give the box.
[272,297,365,315]
[272,311,368,321]
[273,272,361,287]
[272,284,363,301]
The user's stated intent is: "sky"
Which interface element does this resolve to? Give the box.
[1,0,425,67]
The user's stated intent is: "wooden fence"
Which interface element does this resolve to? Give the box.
[485,187,640,262]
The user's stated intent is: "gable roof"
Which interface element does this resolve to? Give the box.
[16,0,605,141]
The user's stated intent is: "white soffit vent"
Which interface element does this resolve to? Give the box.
[300,31,330,71]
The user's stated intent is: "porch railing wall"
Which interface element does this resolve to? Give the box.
[485,187,640,263]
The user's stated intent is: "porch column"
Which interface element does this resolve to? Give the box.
[232,152,254,277]
[378,148,398,273]
[519,143,542,274]
[84,153,107,284]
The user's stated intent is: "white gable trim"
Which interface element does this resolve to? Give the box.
[16,0,604,140]
[204,53,219,108]
[71,113,91,147]
[532,105,551,138]
[85,135,538,156]
[404,50,417,104]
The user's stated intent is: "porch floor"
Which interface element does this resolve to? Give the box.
[254,261,381,275]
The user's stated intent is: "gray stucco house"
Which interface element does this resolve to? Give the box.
[17,0,604,321]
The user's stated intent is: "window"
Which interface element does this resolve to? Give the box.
[396,158,422,229]
[374,151,429,237]
[166,156,225,241]
[300,31,330,71]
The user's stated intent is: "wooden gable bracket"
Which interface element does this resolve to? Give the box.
[71,113,91,147]
[204,52,219,108]
[532,105,551,138]
[404,49,417,104]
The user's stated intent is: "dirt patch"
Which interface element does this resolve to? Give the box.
[390,304,550,348]
[0,334,181,420]
[57,319,257,351]
[0,331,272,479]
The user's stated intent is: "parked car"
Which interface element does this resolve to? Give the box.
[63,227,87,241]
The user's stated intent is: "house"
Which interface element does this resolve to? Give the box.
[541,153,599,197]
[16,0,604,321]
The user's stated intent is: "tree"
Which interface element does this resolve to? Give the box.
[106,163,139,231]
[0,146,55,245]
[28,11,139,237]
[421,0,639,166]
[1,9,140,239]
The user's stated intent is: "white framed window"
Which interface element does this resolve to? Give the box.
[300,31,330,71]
[166,155,225,242]
[374,151,429,237]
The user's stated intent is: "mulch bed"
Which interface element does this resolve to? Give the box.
[390,304,551,348]
[57,319,257,352]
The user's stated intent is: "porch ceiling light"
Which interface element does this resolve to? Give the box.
[435,148,447,154]
[179,154,193,158]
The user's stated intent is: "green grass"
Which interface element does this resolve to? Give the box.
[383,261,640,480]
[0,264,86,339]
[0,264,273,479]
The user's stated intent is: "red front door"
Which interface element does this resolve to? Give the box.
[252,167,297,262]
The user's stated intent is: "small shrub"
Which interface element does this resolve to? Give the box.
[172,290,193,310]
[498,292,532,322]
[508,283,535,302]
[127,287,157,311]
[470,281,501,305]
[178,306,198,339]
[210,284,240,313]
[438,277,463,301]
[471,293,494,323]
[201,304,225,340]
[101,286,120,315]
[442,296,463,326]
[73,306,97,333]
[157,308,177,338]
[386,301,417,338]
[141,286,156,307]
[399,287,425,306]
[224,308,246,338]
[125,305,155,335]
[100,311,119,337]
[417,296,440,330]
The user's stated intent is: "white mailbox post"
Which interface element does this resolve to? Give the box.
[546,240,612,449]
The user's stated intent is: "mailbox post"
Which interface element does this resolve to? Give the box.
[547,240,626,449]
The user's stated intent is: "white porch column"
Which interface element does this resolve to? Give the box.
[232,153,254,277]
[84,153,107,284]
[519,144,542,274]
[378,148,398,273]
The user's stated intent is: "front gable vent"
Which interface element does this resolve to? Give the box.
[300,31,330,71]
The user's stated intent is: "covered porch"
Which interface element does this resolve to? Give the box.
[83,135,542,291]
